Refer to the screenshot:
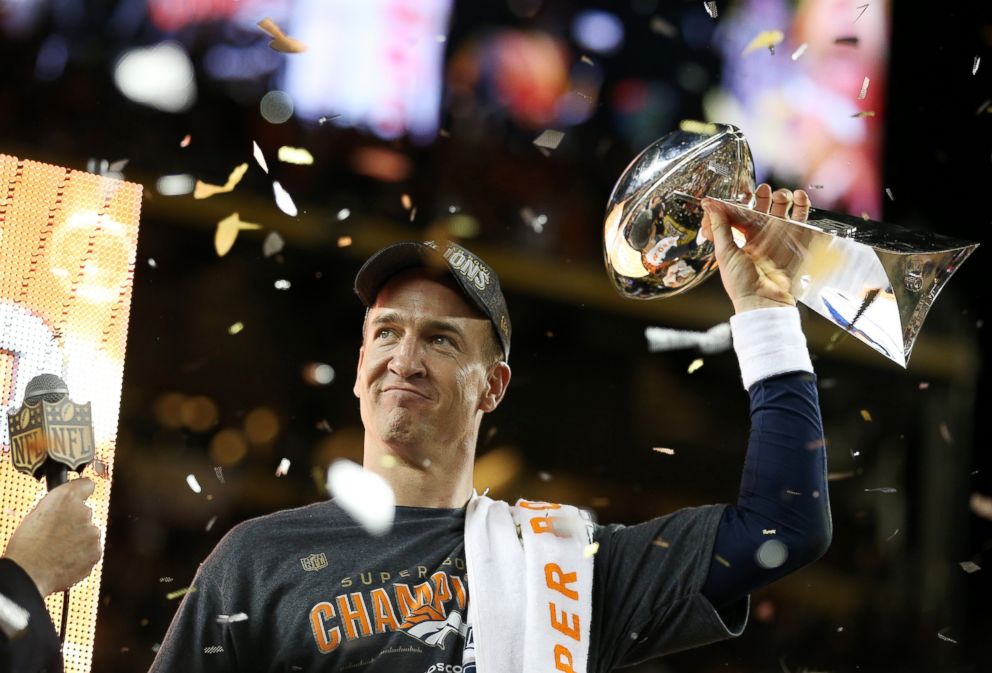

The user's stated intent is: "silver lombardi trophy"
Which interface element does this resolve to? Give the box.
[603,122,978,367]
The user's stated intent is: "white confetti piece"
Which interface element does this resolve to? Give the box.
[885,187,894,201]
[652,447,675,455]
[533,129,565,151]
[762,529,777,535]
[581,55,594,65]
[791,42,808,60]
[959,561,981,573]
[645,323,731,354]
[272,181,298,216]
[217,613,248,623]
[148,258,158,268]
[858,76,870,100]
[326,459,395,536]
[274,279,291,290]
[864,487,897,493]
[973,56,981,76]
[583,542,600,558]
[278,146,314,165]
[937,631,958,644]
[649,16,678,37]
[205,515,218,532]
[538,471,553,481]
[109,158,129,173]
[214,466,225,483]
[336,208,351,220]
[0,593,30,639]
[687,358,704,374]
[253,141,268,173]
[187,474,202,493]
[204,645,225,654]
[276,458,291,477]
[703,1,718,18]
[159,577,174,583]
[263,232,285,257]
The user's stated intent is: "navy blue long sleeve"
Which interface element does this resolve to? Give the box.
[701,371,832,608]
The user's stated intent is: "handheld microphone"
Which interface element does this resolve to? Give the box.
[8,373,95,490]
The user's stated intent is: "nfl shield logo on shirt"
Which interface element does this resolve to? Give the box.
[300,553,328,572]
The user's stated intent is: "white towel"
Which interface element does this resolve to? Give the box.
[465,493,595,673]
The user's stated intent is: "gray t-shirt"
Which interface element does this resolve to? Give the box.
[150,500,746,673]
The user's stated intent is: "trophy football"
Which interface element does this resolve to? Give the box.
[603,123,979,367]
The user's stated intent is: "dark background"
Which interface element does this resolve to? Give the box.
[1,1,990,671]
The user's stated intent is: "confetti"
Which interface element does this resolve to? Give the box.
[215,213,262,257]
[791,43,808,60]
[278,146,314,165]
[401,194,412,210]
[538,471,553,481]
[974,56,981,76]
[653,447,675,455]
[272,181,298,216]
[253,141,269,173]
[0,593,30,639]
[939,423,953,444]
[109,158,129,173]
[854,3,869,22]
[785,489,802,496]
[337,236,353,248]
[687,358,704,374]
[326,459,395,536]
[834,36,859,46]
[852,110,875,118]
[217,613,248,624]
[148,258,158,268]
[194,163,249,199]
[166,586,196,600]
[860,409,872,422]
[703,1,718,19]
[214,467,225,484]
[714,554,731,567]
[959,561,981,573]
[228,322,244,335]
[742,30,784,56]
[274,279,291,290]
[533,129,565,151]
[679,119,718,135]
[652,538,670,548]
[649,16,678,37]
[936,630,957,644]
[886,528,900,541]
[204,645,225,654]
[159,577,174,583]
[263,232,285,258]
[645,323,731,354]
[978,100,991,115]
[864,487,897,494]
[276,458,291,477]
[885,187,895,201]
[257,17,308,53]
[186,474,202,493]
[520,208,548,233]
[762,529,777,535]
[206,516,218,531]
[336,208,351,221]
[380,455,398,469]
[92,460,110,479]
[858,77,870,99]
[180,134,191,147]
[583,542,600,558]
[918,381,930,390]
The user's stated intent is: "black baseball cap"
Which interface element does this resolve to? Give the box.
[354,240,511,360]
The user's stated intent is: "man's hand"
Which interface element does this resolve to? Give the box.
[3,478,102,596]
[701,183,812,314]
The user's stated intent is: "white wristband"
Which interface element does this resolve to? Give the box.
[730,306,814,390]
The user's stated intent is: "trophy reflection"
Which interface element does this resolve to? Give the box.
[603,122,979,368]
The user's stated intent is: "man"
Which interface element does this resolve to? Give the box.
[1,478,103,673]
[151,183,831,672]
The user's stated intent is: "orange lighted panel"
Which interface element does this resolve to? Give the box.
[0,154,142,673]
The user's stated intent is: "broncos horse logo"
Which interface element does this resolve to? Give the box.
[399,605,468,650]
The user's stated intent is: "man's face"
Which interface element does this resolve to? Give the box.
[353,269,503,462]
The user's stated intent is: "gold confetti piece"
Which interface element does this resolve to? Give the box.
[714,554,731,567]
[272,181,298,216]
[253,141,268,173]
[687,358,704,374]
[278,146,314,165]
[228,322,244,335]
[194,163,248,199]
[959,561,981,573]
[275,458,291,477]
[257,17,308,53]
[855,3,869,22]
[860,409,872,422]
[583,542,600,558]
[703,1,718,19]
[791,43,808,60]
[166,586,196,600]
[742,30,784,56]
[649,16,678,37]
[858,76,870,99]
[180,134,191,147]
[652,538,670,548]
[580,55,594,65]
[679,119,718,135]
[533,129,565,150]
[852,110,875,118]
[401,193,412,210]
[215,212,262,257]
[653,447,675,455]
[337,236,352,248]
